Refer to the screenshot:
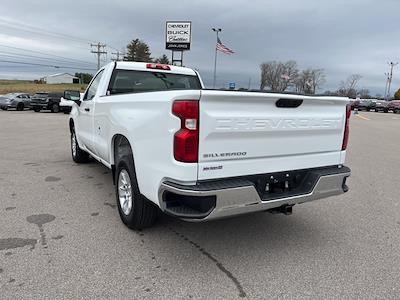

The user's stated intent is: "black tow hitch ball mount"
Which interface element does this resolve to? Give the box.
[268,205,293,215]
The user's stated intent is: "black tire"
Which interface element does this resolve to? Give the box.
[51,103,60,113]
[33,107,41,112]
[16,103,24,111]
[1,107,7,111]
[115,154,158,230]
[384,109,389,113]
[71,129,89,163]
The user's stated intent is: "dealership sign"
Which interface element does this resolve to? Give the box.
[166,21,191,51]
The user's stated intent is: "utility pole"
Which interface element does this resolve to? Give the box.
[91,42,107,70]
[386,62,398,100]
[212,28,221,89]
[111,50,124,61]
[384,72,390,99]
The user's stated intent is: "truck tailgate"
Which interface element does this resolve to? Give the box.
[198,90,349,180]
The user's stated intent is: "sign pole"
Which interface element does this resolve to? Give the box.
[171,50,183,66]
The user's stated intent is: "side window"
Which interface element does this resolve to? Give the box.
[84,70,104,101]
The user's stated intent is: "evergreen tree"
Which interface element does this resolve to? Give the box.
[124,39,152,62]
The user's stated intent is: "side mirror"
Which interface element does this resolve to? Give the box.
[64,90,81,105]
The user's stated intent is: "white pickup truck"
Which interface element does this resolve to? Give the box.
[65,61,351,229]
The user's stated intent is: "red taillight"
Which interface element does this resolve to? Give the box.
[146,63,171,70]
[172,100,199,163]
[342,104,351,150]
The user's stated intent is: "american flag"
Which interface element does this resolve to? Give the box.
[216,37,234,55]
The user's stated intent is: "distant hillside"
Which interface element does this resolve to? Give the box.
[0,80,87,94]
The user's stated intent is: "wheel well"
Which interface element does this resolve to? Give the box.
[111,134,133,184]
[69,119,74,133]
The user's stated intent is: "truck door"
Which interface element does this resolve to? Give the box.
[77,69,104,153]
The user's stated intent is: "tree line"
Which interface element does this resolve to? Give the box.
[260,60,326,94]
[259,60,400,99]
[123,39,170,64]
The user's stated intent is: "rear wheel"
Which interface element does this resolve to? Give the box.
[33,107,40,112]
[16,103,24,111]
[71,129,89,163]
[114,146,158,230]
[384,108,389,113]
[51,103,60,113]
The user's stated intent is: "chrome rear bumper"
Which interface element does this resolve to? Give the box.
[159,166,350,221]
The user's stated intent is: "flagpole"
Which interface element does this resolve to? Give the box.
[212,28,221,89]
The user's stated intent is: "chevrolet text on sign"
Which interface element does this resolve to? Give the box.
[166,21,191,50]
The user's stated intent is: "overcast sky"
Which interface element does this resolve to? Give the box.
[1,0,399,95]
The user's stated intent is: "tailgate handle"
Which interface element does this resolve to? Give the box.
[276,98,303,108]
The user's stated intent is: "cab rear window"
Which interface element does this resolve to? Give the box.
[108,69,201,95]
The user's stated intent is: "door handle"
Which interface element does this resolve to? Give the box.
[84,108,90,112]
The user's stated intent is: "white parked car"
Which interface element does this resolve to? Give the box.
[65,62,351,229]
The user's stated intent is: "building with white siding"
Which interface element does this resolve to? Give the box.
[41,73,79,84]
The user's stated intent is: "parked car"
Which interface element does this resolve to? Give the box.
[0,93,31,111]
[387,100,400,113]
[357,99,375,111]
[64,61,351,229]
[374,100,389,113]
[31,92,63,113]
[350,98,360,110]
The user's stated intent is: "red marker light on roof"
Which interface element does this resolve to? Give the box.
[146,63,171,70]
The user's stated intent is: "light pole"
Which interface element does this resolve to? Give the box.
[212,28,221,89]
[386,62,398,100]
[384,72,390,100]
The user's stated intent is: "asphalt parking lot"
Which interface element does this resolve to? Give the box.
[0,110,399,299]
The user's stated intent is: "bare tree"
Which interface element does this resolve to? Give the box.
[309,69,326,94]
[260,60,298,92]
[337,74,362,98]
[295,69,326,94]
[358,88,371,99]
[295,69,311,94]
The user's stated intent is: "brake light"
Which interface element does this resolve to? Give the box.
[146,63,171,70]
[172,100,199,163]
[342,104,351,150]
